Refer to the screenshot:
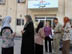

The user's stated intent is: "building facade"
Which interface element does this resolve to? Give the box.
[0,0,72,36]
[0,0,27,36]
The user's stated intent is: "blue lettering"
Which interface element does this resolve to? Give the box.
[33,3,51,7]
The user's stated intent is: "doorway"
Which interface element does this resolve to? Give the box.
[35,16,56,27]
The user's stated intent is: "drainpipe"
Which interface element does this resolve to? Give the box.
[26,0,28,15]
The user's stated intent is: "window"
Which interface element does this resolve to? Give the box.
[22,19,24,25]
[35,16,56,28]
[0,0,5,5]
[0,19,2,26]
[16,19,21,25]
[16,19,24,26]
[17,0,26,3]
[35,17,45,22]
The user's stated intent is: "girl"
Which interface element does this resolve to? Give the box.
[1,16,16,54]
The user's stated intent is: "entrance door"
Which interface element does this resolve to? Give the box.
[35,16,56,27]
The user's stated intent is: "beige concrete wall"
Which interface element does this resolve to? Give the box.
[16,2,27,36]
[57,0,65,25]
[0,0,7,18]
[58,0,72,25]
[7,0,17,32]
[0,0,17,32]
[65,0,72,18]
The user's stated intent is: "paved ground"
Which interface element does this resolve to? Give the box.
[0,37,72,54]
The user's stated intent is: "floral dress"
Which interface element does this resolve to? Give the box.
[1,27,14,48]
[63,22,71,41]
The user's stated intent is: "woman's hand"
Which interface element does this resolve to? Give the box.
[13,32,16,37]
[21,30,25,34]
[62,28,64,31]
[11,32,16,38]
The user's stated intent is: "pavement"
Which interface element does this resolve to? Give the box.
[0,37,72,54]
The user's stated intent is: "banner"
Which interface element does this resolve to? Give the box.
[28,0,58,9]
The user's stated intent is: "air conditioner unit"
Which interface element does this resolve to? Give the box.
[18,0,26,3]
[0,0,5,5]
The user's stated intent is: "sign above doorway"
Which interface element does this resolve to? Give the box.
[28,0,58,9]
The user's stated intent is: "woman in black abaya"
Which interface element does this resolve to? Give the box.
[21,15,34,54]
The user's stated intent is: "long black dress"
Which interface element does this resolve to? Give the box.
[21,21,34,54]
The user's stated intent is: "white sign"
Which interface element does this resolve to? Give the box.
[28,0,58,9]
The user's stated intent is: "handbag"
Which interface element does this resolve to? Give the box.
[49,35,53,39]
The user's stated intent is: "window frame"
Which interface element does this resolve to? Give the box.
[17,0,26,3]
[16,18,24,26]
[0,19,2,26]
[16,19,21,26]
[22,19,24,25]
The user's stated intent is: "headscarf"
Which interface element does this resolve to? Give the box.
[25,15,32,23]
[63,17,70,28]
[36,21,44,33]
[24,15,32,28]
[2,16,11,29]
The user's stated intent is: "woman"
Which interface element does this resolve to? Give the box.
[21,15,34,54]
[44,21,52,53]
[1,16,16,54]
[62,17,71,54]
[35,21,45,54]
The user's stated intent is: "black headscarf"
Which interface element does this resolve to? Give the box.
[36,21,44,33]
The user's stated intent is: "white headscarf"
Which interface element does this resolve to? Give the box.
[2,16,11,29]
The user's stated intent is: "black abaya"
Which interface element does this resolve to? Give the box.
[21,21,34,54]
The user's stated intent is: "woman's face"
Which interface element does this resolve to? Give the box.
[46,22,50,26]
[64,17,70,24]
[64,18,67,23]
[25,17,28,22]
[54,20,58,24]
